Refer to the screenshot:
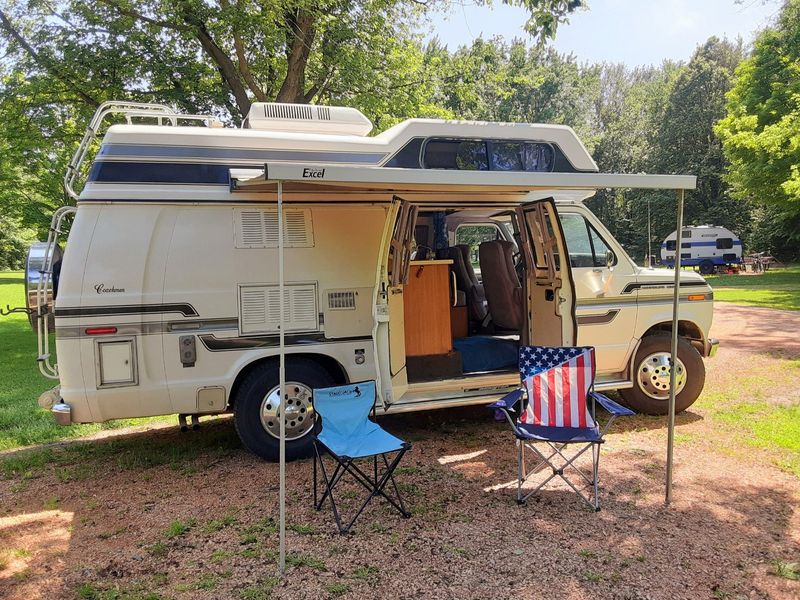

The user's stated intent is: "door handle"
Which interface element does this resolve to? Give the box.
[451,271,458,307]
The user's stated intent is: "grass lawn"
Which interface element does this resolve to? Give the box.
[0,271,171,451]
[705,265,800,311]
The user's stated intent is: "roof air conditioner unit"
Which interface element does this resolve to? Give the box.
[244,103,373,136]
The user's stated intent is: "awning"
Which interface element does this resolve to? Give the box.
[230,163,696,201]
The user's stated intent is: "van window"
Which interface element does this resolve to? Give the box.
[455,224,503,266]
[716,237,733,250]
[422,138,554,172]
[559,213,615,268]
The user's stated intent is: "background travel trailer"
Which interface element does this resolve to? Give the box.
[24,102,714,461]
[661,225,743,274]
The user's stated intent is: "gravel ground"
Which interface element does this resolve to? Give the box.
[1,303,798,600]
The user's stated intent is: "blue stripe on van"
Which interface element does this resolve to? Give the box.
[660,240,742,248]
[88,161,238,185]
[98,144,387,164]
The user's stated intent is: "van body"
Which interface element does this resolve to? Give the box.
[661,225,743,275]
[28,103,717,460]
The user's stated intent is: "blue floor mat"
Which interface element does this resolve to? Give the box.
[453,336,519,373]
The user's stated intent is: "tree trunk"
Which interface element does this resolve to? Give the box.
[275,10,316,103]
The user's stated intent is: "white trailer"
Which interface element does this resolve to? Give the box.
[661,225,743,275]
[22,102,716,461]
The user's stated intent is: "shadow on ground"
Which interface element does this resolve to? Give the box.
[1,409,797,600]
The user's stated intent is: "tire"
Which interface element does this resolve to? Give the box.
[233,358,338,461]
[698,260,715,275]
[620,333,705,415]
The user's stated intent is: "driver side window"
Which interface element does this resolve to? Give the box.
[559,212,615,268]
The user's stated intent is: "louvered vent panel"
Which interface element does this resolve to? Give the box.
[316,106,331,121]
[263,104,313,120]
[327,290,356,310]
[234,209,314,248]
[240,284,318,334]
[240,288,267,326]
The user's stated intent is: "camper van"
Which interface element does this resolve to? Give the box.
[24,102,717,461]
[661,225,743,274]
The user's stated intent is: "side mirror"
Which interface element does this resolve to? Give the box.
[605,251,615,269]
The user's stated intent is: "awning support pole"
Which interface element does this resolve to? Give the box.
[665,188,684,505]
[278,180,286,573]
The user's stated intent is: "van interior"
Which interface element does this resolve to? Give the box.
[401,208,524,383]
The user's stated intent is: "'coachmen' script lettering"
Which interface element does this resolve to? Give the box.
[94,284,125,294]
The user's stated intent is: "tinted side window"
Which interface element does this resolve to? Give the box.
[490,142,554,172]
[666,240,677,251]
[559,213,615,268]
[423,140,488,170]
[716,237,733,250]
[422,139,554,172]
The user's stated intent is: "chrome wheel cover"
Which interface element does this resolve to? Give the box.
[636,352,687,400]
[260,381,315,441]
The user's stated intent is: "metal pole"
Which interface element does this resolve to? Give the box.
[647,197,652,268]
[278,181,286,574]
[665,189,684,505]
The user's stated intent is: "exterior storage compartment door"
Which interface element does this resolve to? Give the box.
[516,198,577,347]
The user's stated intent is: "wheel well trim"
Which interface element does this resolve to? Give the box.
[227,352,350,409]
[628,320,707,381]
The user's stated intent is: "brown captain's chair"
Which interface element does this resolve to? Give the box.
[478,240,524,331]
[437,246,488,323]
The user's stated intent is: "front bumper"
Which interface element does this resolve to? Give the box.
[705,337,719,358]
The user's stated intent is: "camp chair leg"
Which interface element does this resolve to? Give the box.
[517,440,524,504]
[314,447,347,533]
[516,440,604,511]
[592,443,601,511]
[381,453,410,517]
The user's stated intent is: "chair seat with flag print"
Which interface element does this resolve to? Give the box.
[489,345,634,510]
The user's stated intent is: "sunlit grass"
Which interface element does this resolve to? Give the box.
[0,271,172,450]
[705,265,800,311]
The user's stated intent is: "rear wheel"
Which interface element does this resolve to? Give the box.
[620,333,705,415]
[233,358,338,461]
[698,260,715,275]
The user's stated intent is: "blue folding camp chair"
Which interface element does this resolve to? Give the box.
[489,346,634,511]
[312,381,411,534]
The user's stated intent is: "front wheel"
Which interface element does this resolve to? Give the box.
[620,333,705,415]
[233,358,338,461]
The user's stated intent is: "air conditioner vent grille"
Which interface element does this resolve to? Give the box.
[327,290,356,310]
[239,284,318,334]
[263,104,313,120]
[316,106,331,121]
[234,208,314,248]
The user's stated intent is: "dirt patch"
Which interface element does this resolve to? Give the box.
[1,304,799,600]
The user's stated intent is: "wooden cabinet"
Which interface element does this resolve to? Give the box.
[403,260,453,357]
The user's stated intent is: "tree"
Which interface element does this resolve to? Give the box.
[716,0,800,257]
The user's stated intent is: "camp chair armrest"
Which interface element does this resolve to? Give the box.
[487,388,524,411]
[590,391,635,416]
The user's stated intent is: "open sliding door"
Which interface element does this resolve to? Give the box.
[516,198,577,347]
[373,197,417,405]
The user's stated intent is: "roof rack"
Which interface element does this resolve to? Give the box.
[64,101,219,200]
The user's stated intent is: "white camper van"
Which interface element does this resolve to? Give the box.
[661,225,743,274]
[24,102,717,461]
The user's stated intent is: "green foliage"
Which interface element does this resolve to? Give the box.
[716,0,800,260]
[716,1,800,209]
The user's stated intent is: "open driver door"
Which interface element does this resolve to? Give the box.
[516,198,577,347]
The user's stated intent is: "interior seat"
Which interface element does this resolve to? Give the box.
[479,240,523,331]
[437,246,488,324]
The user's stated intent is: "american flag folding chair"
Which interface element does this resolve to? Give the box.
[489,346,634,511]
[312,381,411,534]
